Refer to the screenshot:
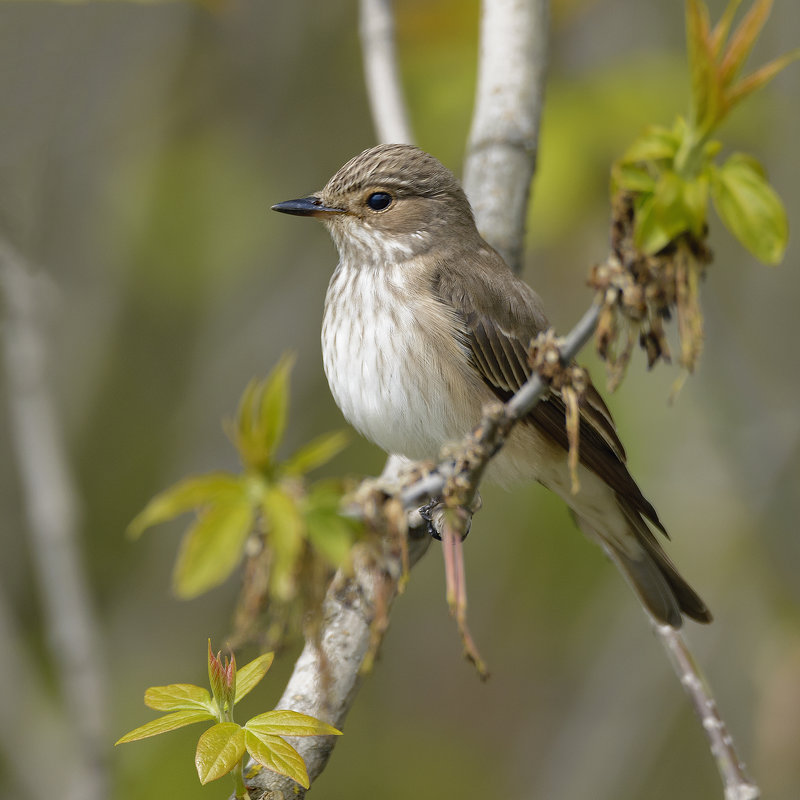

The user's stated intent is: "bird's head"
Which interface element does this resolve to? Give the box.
[272,144,478,265]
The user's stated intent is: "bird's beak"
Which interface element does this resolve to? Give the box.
[271,195,345,218]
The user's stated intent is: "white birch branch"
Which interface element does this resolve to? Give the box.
[244,531,431,798]
[359,0,414,144]
[463,0,550,272]
[0,240,108,800]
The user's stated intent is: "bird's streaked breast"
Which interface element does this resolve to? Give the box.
[321,260,481,461]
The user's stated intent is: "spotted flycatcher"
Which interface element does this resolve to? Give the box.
[272,143,711,627]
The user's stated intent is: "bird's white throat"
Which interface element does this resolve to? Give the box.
[326,216,432,266]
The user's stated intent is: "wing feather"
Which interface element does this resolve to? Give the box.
[432,261,666,536]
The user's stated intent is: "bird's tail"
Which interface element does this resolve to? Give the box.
[574,512,712,628]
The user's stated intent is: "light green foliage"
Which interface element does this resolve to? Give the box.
[246,709,344,737]
[710,152,789,263]
[117,643,341,796]
[613,0,796,263]
[174,498,254,599]
[243,730,310,789]
[195,723,247,785]
[145,683,216,713]
[232,355,294,474]
[115,709,215,744]
[128,355,358,600]
[234,652,275,704]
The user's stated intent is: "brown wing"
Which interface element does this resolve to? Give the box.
[432,259,667,536]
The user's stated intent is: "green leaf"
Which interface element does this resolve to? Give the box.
[283,431,349,476]
[686,0,722,132]
[634,193,672,255]
[718,0,773,88]
[618,125,681,164]
[635,170,702,254]
[245,709,341,738]
[244,729,309,788]
[234,652,275,704]
[127,473,243,539]
[710,0,744,58]
[144,683,214,713]
[234,379,258,454]
[173,497,254,598]
[262,485,305,600]
[710,153,788,264]
[726,48,800,112]
[304,507,356,567]
[195,722,246,784]
[612,164,656,194]
[258,354,295,460]
[115,709,214,745]
[304,479,347,512]
[234,355,296,471]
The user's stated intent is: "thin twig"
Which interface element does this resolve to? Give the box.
[655,625,759,800]
[0,240,108,800]
[359,0,414,144]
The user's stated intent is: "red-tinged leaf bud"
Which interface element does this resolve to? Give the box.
[208,641,237,719]
[224,653,237,712]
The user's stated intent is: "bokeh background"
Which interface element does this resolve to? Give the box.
[1,1,799,799]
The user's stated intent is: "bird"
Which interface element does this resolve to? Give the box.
[272,143,711,628]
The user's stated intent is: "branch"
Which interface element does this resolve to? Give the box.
[0,240,108,800]
[244,518,431,798]
[359,0,414,144]
[655,625,759,800]
[463,0,549,272]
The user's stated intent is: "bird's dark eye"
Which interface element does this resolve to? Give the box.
[366,192,393,211]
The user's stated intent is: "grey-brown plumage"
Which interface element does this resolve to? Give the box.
[272,143,711,627]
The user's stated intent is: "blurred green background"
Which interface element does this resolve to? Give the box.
[1,1,799,799]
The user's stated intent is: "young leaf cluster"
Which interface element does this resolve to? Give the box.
[612,0,795,263]
[127,355,359,606]
[596,0,795,388]
[116,642,341,795]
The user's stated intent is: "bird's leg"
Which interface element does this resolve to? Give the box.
[440,504,489,680]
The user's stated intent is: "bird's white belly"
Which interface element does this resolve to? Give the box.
[321,265,475,460]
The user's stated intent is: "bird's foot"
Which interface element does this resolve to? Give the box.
[418,496,479,542]
[418,498,443,540]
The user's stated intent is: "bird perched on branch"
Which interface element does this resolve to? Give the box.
[272,143,711,628]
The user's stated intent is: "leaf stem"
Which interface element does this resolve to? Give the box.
[232,756,250,800]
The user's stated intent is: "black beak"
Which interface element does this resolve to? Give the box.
[271,196,345,217]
